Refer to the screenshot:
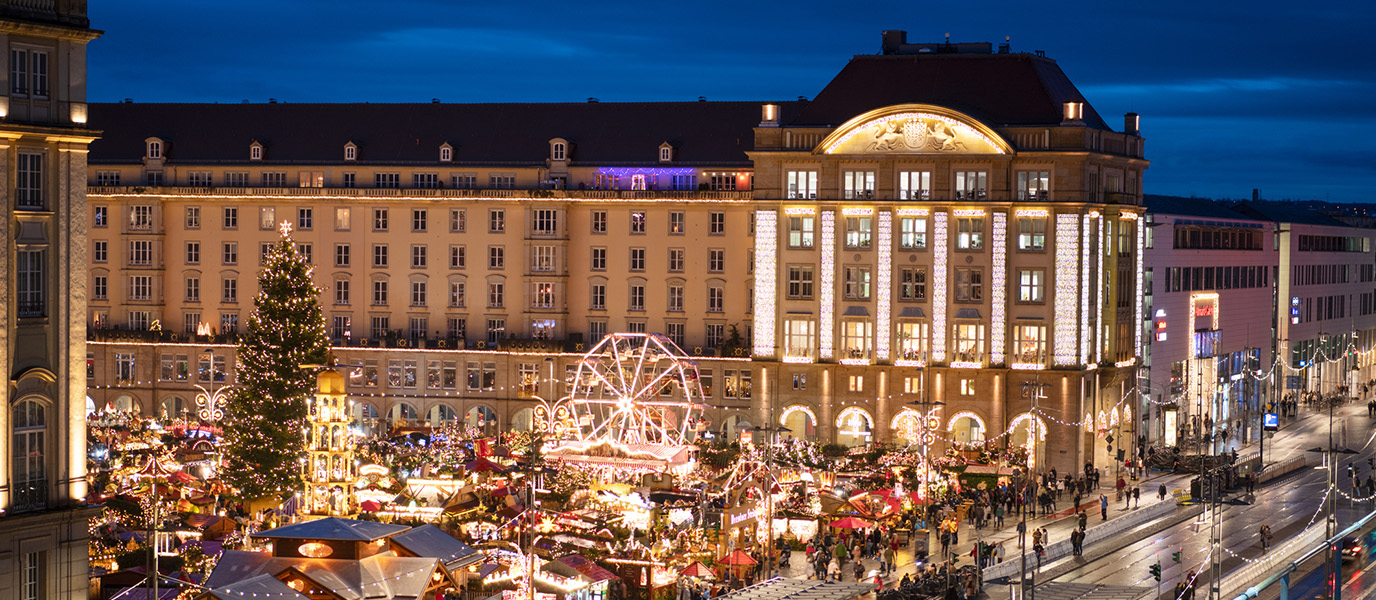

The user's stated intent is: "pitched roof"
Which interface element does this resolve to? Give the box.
[87,101,804,167]
[205,550,443,600]
[250,517,410,542]
[788,53,1110,131]
[388,524,481,569]
[205,574,310,600]
[1224,200,1354,228]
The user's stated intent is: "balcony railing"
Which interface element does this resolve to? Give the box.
[11,478,47,513]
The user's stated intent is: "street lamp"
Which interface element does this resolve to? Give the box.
[748,424,790,578]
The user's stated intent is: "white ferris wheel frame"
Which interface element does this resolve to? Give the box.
[567,332,707,446]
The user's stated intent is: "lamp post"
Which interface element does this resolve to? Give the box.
[750,424,790,579]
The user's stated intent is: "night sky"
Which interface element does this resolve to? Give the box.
[88,1,1375,203]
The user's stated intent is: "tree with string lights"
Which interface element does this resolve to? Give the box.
[222,222,331,500]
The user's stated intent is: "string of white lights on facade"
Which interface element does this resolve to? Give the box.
[752,210,777,357]
[991,211,1007,364]
[1082,213,1096,364]
[1054,213,1080,365]
[1134,215,1145,356]
[819,211,836,359]
[876,211,893,361]
[931,211,948,362]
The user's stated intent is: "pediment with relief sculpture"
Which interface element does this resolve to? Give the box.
[817,104,1012,155]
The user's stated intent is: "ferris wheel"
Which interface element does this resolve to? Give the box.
[567,333,706,446]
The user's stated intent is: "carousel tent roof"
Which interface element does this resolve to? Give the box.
[716,578,876,600]
[250,517,410,542]
[388,524,482,569]
[204,573,310,600]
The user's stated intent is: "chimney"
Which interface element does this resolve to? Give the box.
[759,104,780,127]
[881,30,907,55]
[1253,188,1260,202]
[1124,113,1140,136]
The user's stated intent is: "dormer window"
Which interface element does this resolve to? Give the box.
[659,144,673,163]
[551,141,566,161]
[146,138,163,159]
[250,142,263,161]
[344,142,357,162]
[439,144,452,163]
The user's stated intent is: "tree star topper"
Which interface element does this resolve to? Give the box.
[279,220,293,236]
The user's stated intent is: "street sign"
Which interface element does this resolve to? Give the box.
[1263,413,1279,430]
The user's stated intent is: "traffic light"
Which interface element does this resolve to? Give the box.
[1172,551,1182,563]
[1150,563,1162,582]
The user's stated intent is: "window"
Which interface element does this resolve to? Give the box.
[533,282,555,308]
[629,248,645,271]
[258,206,276,230]
[845,217,872,249]
[96,171,120,186]
[956,217,984,250]
[667,248,684,272]
[953,322,986,362]
[1016,171,1050,200]
[372,280,388,306]
[532,209,558,235]
[447,318,466,339]
[954,268,983,302]
[669,212,684,234]
[898,170,932,200]
[489,173,516,189]
[787,265,814,298]
[708,249,725,272]
[13,401,45,512]
[222,242,238,265]
[220,312,240,335]
[91,207,109,231]
[332,316,352,339]
[532,246,555,272]
[375,173,400,188]
[896,321,928,361]
[115,353,137,382]
[488,246,504,269]
[467,361,498,390]
[373,208,388,231]
[225,172,249,186]
[129,240,152,266]
[452,173,476,189]
[297,207,313,230]
[334,280,349,305]
[589,320,608,342]
[709,173,738,191]
[261,172,287,187]
[954,171,988,200]
[1013,324,1048,364]
[591,210,607,233]
[844,266,871,299]
[411,245,427,268]
[129,275,153,300]
[486,319,506,344]
[184,277,200,302]
[92,275,107,300]
[413,173,439,189]
[786,170,818,199]
[710,212,725,235]
[841,320,873,359]
[16,251,43,317]
[298,171,324,187]
[788,216,815,248]
[335,244,350,267]
[668,284,684,312]
[707,285,724,313]
[449,209,466,232]
[342,172,356,188]
[411,281,427,307]
[93,240,107,262]
[222,278,237,303]
[842,170,875,199]
[590,283,606,310]
[706,324,725,348]
[185,206,200,229]
[440,146,452,162]
[259,243,274,265]
[449,245,466,269]
[783,319,815,359]
[223,206,238,229]
[146,172,163,186]
[489,209,505,232]
[372,245,388,268]
[10,49,32,96]
[129,205,153,231]
[899,268,926,301]
[629,283,645,311]
[630,212,646,234]
[666,322,685,346]
[589,247,607,271]
[488,282,504,308]
[1017,269,1045,303]
[671,174,696,190]
[848,375,865,392]
[1017,217,1046,251]
[448,281,465,307]
[370,316,390,338]
[344,144,357,161]
[900,217,927,250]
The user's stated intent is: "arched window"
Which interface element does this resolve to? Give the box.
[440,144,452,162]
[250,143,263,161]
[552,142,566,161]
[147,139,163,159]
[14,400,46,510]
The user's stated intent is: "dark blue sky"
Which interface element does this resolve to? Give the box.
[88,1,1375,203]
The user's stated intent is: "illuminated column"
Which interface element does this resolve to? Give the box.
[1135,216,1145,357]
[820,211,837,359]
[932,212,949,362]
[876,212,893,361]
[1054,214,1081,365]
[304,370,354,516]
[820,370,834,443]
[752,210,778,357]
[1082,214,1096,365]
[875,371,889,443]
[991,211,1007,364]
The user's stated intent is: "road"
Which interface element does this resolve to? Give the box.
[1040,401,1376,599]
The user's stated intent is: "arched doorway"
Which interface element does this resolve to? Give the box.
[780,405,817,441]
[353,402,380,437]
[426,404,459,427]
[466,405,498,436]
[835,407,873,448]
[721,415,751,442]
[159,396,186,421]
[387,402,418,426]
[947,412,987,445]
[511,407,535,432]
[113,394,137,414]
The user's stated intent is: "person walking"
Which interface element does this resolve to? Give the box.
[994,503,1005,528]
[1159,483,1168,501]
[1100,493,1109,520]
[1260,525,1272,552]
[1133,486,1141,508]
[1078,510,1088,531]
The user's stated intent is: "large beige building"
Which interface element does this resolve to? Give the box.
[85,32,1146,475]
[0,1,101,598]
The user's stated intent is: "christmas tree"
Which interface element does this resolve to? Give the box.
[222,222,331,499]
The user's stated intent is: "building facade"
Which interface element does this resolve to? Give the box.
[0,1,101,599]
[85,33,1146,475]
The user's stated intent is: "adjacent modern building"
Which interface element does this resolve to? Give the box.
[84,32,1148,475]
[0,1,102,599]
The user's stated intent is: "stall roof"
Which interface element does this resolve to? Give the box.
[716,577,876,600]
[203,574,310,600]
[249,517,410,542]
[555,555,620,583]
[389,524,482,569]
